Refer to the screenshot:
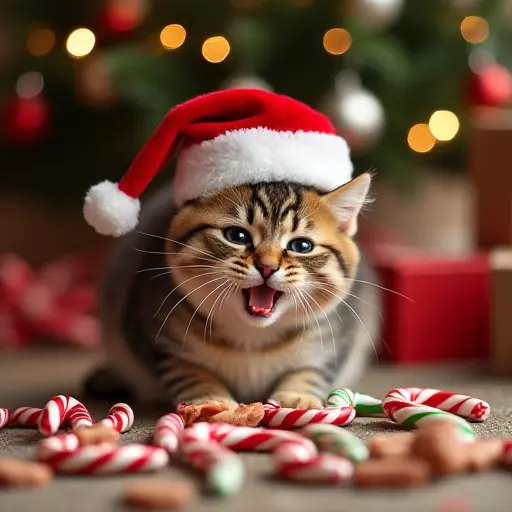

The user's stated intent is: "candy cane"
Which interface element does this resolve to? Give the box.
[382,388,483,440]
[153,413,184,454]
[180,422,244,496]
[37,433,168,475]
[39,395,80,436]
[299,424,369,462]
[0,408,9,429]
[209,422,317,454]
[327,389,384,417]
[100,403,134,433]
[273,441,354,485]
[262,404,355,429]
[9,407,43,427]
[67,403,93,430]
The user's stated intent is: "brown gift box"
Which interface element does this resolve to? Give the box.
[490,248,512,375]
[469,107,512,250]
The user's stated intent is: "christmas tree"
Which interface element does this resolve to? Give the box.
[1,0,511,209]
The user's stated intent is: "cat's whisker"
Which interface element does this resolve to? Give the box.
[136,264,218,274]
[155,276,228,344]
[290,289,309,360]
[182,280,229,352]
[298,289,324,357]
[301,288,337,369]
[204,281,234,342]
[132,247,220,265]
[136,230,225,264]
[211,282,238,341]
[345,277,413,302]
[309,281,384,321]
[339,296,380,365]
[218,192,244,212]
[153,271,224,319]
[149,270,172,281]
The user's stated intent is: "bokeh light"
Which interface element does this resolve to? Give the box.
[66,28,96,58]
[16,72,44,99]
[27,28,56,57]
[202,36,231,63]
[428,110,460,141]
[460,16,489,44]
[160,24,186,50]
[407,123,436,153]
[323,28,352,55]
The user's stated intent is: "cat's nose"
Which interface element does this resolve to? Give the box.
[255,262,279,279]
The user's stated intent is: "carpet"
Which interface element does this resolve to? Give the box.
[1,348,512,512]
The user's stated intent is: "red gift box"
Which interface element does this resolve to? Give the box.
[365,244,490,364]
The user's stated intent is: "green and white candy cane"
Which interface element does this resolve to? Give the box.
[299,424,369,463]
[327,389,385,417]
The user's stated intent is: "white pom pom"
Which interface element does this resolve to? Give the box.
[83,181,140,237]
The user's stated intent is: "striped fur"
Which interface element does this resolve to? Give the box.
[87,175,382,409]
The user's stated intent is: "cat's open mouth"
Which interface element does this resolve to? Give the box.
[242,285,283,317]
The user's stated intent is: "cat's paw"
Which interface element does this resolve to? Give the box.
[269,391,323,410]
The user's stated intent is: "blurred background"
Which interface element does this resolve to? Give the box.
[1,0,511,371]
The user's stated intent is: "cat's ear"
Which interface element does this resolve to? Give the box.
[322,172,372,237]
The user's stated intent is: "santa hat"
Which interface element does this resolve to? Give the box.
[83,88,354,237]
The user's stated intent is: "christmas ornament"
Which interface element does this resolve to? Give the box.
[76,54,114,107]
[221,74,272,92]
[83,89,356,237]
[467,58,512,108]
[3,94,49,145]
[323,70,385,152]
[350,0,404,29]
[99,0,148,36]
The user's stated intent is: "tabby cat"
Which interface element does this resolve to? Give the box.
[85,172,382,409]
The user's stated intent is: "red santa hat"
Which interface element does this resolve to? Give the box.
[83,88,354,237]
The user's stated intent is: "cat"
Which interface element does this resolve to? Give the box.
[84,172,382,409]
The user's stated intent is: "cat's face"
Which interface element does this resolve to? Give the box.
[166,173,371,330]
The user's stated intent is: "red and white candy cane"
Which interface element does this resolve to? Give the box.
[39,395,94,436]
[209,422,317,454]
[9,407,42,427]
[37,433,168,475]
[100,403,134,433]
[382,388,487,440]
[153,413,184,453]
[67,403,93,430]
[273,441,354,485]
[0,408,9,429]
[262,401,356,429]
[180,422,244,496]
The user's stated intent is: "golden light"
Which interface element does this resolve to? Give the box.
[27,28,56,57]
[460,16,489,44]
[428,110,460,142]
[407,123,436,153]
[160,24,186,50]
[202,36,231,63]
[323,28,352,55]
[66,28,96,58]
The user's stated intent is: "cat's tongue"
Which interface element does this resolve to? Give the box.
[248,284,277,316]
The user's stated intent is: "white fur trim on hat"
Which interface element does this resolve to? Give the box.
[83,180,141,237]
[173,127,353,206]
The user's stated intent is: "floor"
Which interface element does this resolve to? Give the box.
[1,348,512,511]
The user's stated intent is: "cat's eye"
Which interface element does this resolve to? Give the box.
[224,227,252,246]
[287,238,314,254]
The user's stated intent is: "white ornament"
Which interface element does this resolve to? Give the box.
[326,70,385,152]
[352,0,404,28]
[221,74,272,92]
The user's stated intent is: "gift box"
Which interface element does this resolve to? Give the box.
[469,107,512,249]
[365,244,490,364]
[490,248,512,375]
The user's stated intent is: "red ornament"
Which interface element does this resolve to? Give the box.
[3,94,49,145]
[99,0,147,36]
[467,63,512,108]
